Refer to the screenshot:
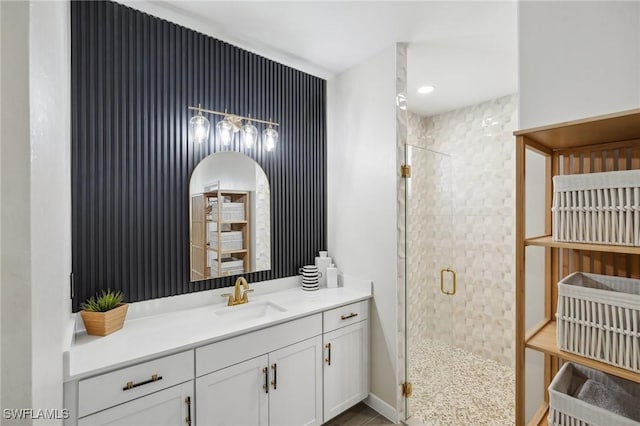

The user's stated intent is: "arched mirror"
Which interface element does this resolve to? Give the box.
[189,152,270,281]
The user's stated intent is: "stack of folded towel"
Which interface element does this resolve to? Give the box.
[574,378,640,422]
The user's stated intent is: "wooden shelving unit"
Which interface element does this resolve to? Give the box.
[515,109,640,425]
[190,190,250,280]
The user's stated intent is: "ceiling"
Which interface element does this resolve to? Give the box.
[126,1,518,116]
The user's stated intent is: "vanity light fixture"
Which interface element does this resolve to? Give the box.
[188,105,279,151]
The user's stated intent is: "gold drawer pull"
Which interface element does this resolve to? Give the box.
[340,312,358,320]
[122,374,163,391]
[271,364,277,390]
[262,367,269,394]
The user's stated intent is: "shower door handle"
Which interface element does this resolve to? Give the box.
[440,268,456,295]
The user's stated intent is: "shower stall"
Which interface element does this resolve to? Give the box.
[403,96,518,425]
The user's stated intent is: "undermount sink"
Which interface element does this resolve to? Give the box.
[214,301,287,321]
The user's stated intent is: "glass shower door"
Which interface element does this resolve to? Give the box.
[404,144,456,423]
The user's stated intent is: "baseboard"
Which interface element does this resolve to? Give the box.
[364,393,398,424]
[401,416,425,426]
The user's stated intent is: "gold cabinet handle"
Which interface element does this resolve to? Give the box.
[340,313,358,320]
[440,268,456,295]
[122,374,162,391]
[270,363,277,390]
[185,396,192,425]
[262,367,269,394]
[325,343,331,365]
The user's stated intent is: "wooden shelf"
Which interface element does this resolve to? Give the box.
[525,235,640,255]
[205,220,248,224]
[206,248,247,254]
[514,108,640,150]
[204,189,249,196]
[526,321,640,384]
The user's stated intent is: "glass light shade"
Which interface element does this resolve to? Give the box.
[216,118,235,146]
[240,121,258,149]
[262,126,278,152]
[189,113,210,144]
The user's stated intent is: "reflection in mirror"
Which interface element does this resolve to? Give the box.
[189,152,270,281]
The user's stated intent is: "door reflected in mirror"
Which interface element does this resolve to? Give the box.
[189,152,270,281]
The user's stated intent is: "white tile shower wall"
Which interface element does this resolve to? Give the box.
[406,94,517,367]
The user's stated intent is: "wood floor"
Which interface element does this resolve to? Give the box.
[324,403,399,425]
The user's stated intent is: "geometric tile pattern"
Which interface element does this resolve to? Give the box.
[406,94,518,368]
[407,338,515,425]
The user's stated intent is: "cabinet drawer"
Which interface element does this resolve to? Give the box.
[323,300,368,333]
[78,350,193,418]
[196,313,322,376]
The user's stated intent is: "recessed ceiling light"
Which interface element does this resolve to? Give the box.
[417,85,435,95]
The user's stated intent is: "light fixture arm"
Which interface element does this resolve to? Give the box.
[188,105,279,127]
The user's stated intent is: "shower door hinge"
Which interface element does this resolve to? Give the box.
[402,382,413,398]
[401,164,411,178]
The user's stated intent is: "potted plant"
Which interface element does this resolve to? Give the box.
[79,289,128,336]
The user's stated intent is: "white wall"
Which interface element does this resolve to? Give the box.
[519,0,640,129]
[29,0,72,415]
[0,0,3,407]
[1,1,32,417]
[327,46,398,412]
[1,1,71,422]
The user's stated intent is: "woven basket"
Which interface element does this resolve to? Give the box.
[80,303,128,336]
[556,272,640,372]
[552,170,640,246]
[549,363,640,426]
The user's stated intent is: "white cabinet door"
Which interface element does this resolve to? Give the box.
[323,321,369,423]
[268,336,323,426]
[196,355,269,426]
[78,381,193,426]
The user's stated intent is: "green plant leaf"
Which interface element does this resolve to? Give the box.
[80,289,124,312]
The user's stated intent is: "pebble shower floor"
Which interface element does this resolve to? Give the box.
[408,338,515,425]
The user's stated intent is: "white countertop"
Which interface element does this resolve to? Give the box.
[64,283,371,381]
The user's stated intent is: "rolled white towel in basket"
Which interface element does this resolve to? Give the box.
[575,379,640,422]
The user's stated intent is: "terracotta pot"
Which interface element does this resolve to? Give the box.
[80,303,128,336]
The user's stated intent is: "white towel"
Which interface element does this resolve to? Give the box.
[576,379,640,422]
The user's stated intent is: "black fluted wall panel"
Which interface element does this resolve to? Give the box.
[71,1,326,311]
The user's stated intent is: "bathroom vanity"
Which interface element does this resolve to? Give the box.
[63,281,371,426]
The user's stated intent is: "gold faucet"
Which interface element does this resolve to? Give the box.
[221,277,254,306]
